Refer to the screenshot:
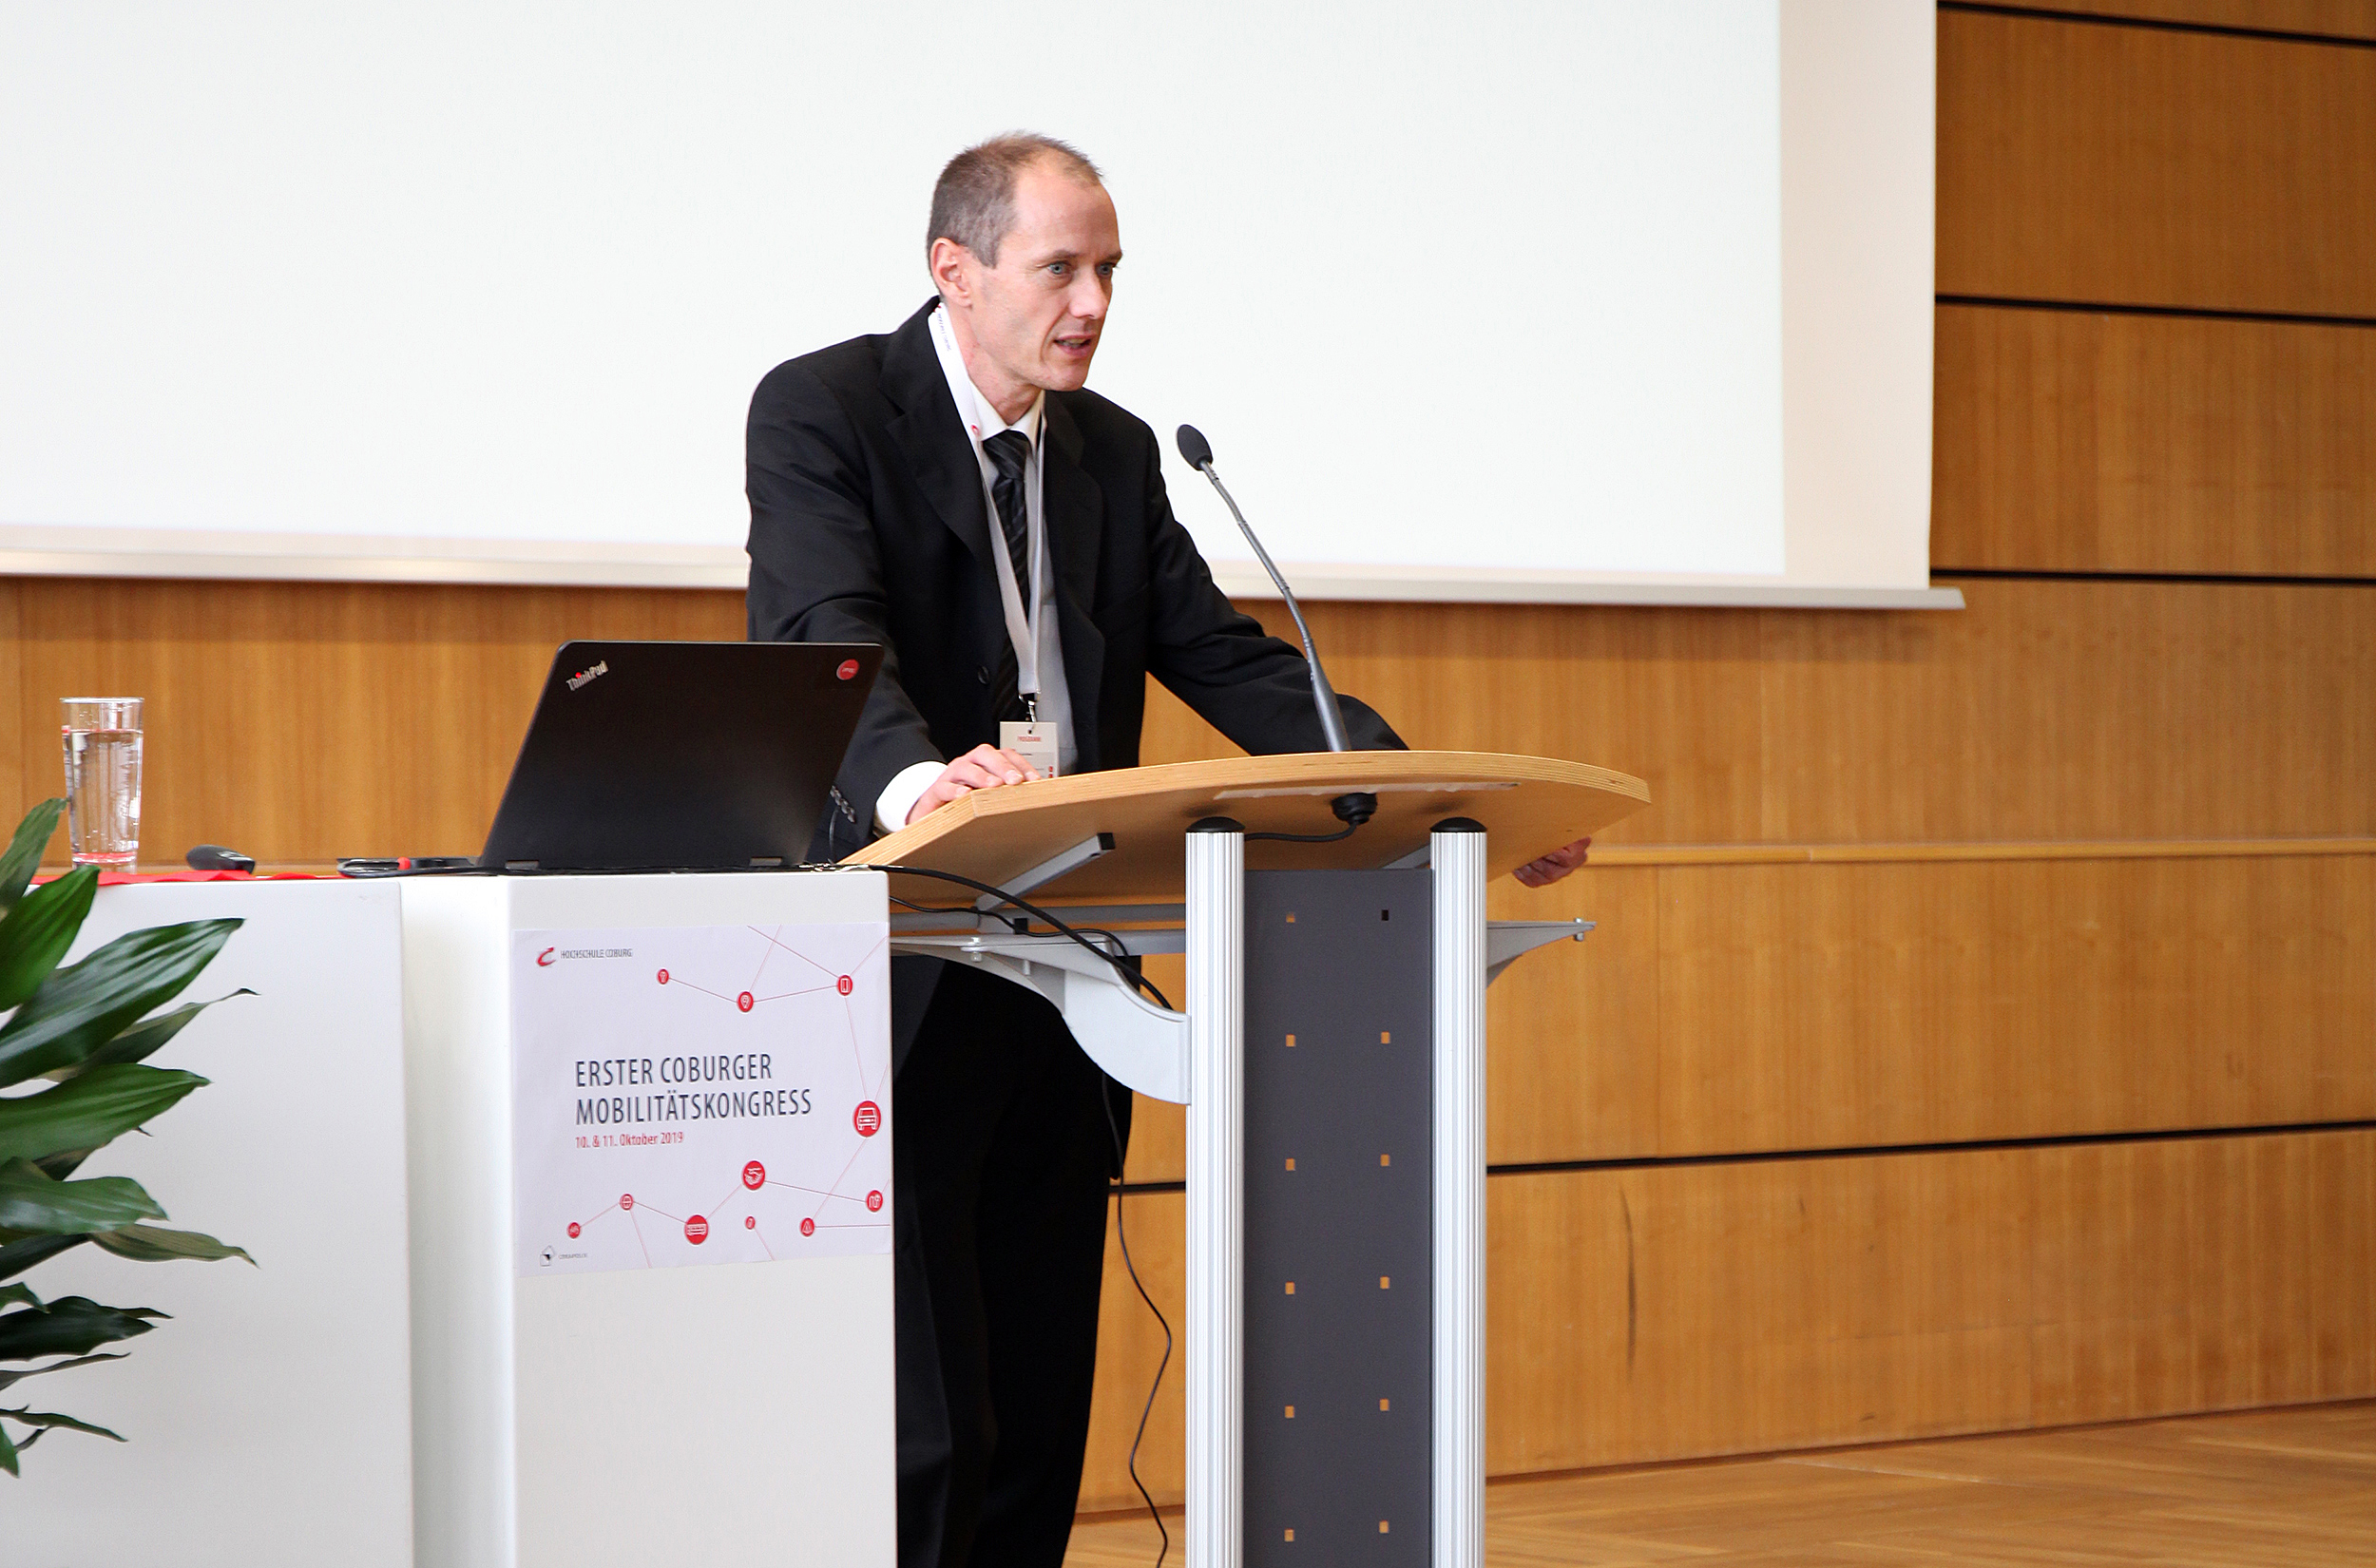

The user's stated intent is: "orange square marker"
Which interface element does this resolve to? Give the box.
[1379,1275,1390,1289]
[1285,1157,1296,1171]
[1285,1529,1295,1541]
[1285,1405,1295,1418]
[1285,1033,1296,1048]
[1285,912,1296,923]
[1380,1154,1390,1166]
[1380,1030,1391,1042]
[1380,1398,1390,1411]
[1285,1281,1296,1294]
[1379,1520,1390,1534]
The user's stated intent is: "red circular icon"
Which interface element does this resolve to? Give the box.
[685,1215,709,1245]
[837,974,854,997]
[799,1217,816,1237]
[744,1214,756,1230]
[853,1100,882,1137]
[866,1190,884,1213]
[657,968,669,985]
[738,991,755,1013]
[742,1160,766,1190]
[620,1194,635,1211]
[566,1222,581,1239]
[836,659,860,680]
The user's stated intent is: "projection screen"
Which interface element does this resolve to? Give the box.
[0,2,1950,607]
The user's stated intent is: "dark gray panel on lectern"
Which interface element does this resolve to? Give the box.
[1242,869,1432,1563]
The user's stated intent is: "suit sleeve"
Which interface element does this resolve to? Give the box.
[745,362,944,852]
[1134,425,1405,755]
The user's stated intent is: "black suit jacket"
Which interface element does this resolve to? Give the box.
[746,298,1402,864]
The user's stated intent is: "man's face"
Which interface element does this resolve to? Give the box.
[936,162,1121,415]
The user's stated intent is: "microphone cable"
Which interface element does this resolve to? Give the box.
[872,858,1176,1562]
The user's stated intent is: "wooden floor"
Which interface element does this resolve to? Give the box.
[1063,1402,2376,1566]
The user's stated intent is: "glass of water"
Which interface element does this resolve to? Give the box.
[60,698,144,870]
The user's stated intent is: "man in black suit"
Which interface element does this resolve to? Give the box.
[746,134,1585,1568]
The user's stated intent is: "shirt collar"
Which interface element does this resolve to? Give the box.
[928,297,1043,449]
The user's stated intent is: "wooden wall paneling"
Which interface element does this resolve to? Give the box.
[1484,1130,2376,1476]
[1141,582,2376,850]
[1080,1192,1186,1513]
[2026,1127,2376,1422]
[1938,10,2376,316]
[1932,304,2376,578]
[1654,851,2376,1157]
[0,579,24,844]
[1484,866,1664,1166]
[7,579,741,865]
[1136,597,1768,848]
[15,576,2374,862]
[1977,0,2376,44]
[1085,1131,2376,1496]
[1754,578,2376,846]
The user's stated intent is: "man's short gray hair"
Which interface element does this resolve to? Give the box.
[928,133,1102,267]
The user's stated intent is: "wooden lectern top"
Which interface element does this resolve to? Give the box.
[846,750,1649,907]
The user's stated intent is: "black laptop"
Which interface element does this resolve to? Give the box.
[478,640,880,871]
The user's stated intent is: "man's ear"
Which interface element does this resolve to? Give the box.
[929,238,974,307]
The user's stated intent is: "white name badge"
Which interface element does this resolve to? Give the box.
[999,719,1061,780]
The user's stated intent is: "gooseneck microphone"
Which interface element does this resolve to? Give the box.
[1177,424,1375,835]
[1176,424,1351,754]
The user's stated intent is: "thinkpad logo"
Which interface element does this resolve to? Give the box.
[565,660,609,691]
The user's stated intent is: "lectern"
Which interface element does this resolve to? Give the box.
[853,751,1648,1568]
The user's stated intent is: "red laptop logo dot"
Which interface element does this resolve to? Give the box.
[836,659,860,680]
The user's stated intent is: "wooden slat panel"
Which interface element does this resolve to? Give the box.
[6,578,740,865]
[1489,1130,2376,1473]
[1083,1130,2376,1501]
[0,580,23,831]
[10,577,2373,859]
[1939,10,2376,316]
[1081,1192,1185,1513]
[1933,303,2376,577]
[1655,851,2376,1157]
[1747,579,2376,846]
[1119,851,2376,1179]
[1140,581,2376,848]
[1980,0,2376,42]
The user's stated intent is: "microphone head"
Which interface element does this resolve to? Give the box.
[1175,424,1214,469]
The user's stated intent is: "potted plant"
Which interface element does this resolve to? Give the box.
[0,797,251,1475]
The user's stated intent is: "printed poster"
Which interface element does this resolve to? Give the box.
[511,922,891,1276]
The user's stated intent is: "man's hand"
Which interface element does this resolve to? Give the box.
[906,744,1042,825]
[1513,836,1591,888]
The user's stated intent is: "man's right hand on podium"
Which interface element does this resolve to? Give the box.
[905,744,1044,825]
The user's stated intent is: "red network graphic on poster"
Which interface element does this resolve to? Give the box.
[539,924,891,1270]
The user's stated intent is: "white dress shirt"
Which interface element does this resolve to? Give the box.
[873,299,1080,832]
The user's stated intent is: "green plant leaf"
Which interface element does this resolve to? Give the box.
[0,1064,207,1167]
[0,918,241,1088]
[0,866,98,1014]
[0,1233,86,1283]
[0,1295,163,1361]
[89,1223,252,1266]
[0,1159,165,1235]
[67,990,254,1077]
[0,1284,33,1310]
[0,1350,121,1394]
[2,1406,125,1442]
[0,802,65,917]
[0,1417,14,1475]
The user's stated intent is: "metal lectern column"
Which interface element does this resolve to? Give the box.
[1186,818,1247,1568]
[1430,819,1488,1568]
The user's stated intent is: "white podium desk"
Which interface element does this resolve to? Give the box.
[402,870,896,1568]
[5,870,896,1568]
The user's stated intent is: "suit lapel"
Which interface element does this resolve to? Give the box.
[1041,395,1107,770]
[882,300,993,569]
